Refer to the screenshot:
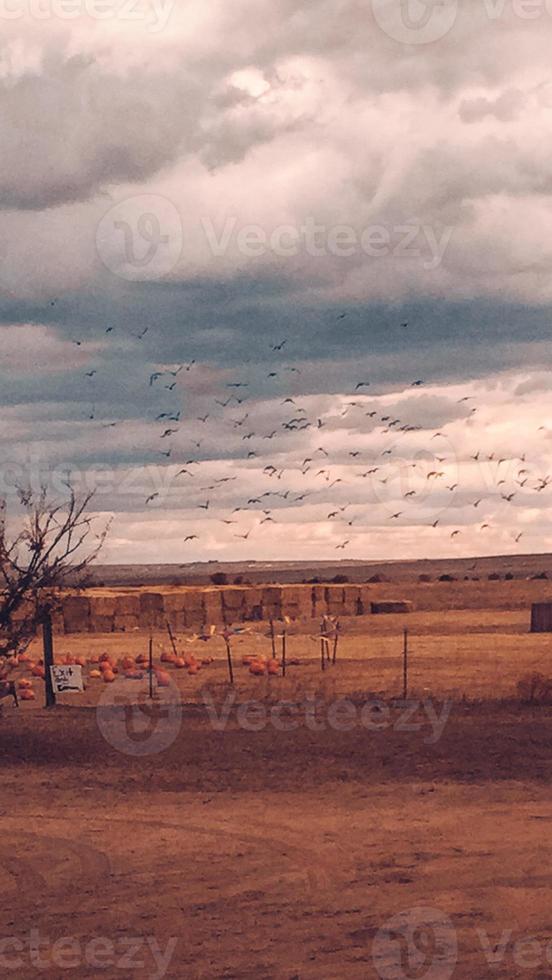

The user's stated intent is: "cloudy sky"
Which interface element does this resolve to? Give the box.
[2,0,552,563]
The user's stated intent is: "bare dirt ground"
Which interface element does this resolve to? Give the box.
[3,595,552,978]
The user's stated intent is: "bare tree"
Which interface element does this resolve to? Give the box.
[0,485,109,660]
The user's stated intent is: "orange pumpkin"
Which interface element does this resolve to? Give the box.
[18,678,32,689]
[102,670,116,683]
[89,669,102,678]
[31,665,45,679]
[20,688,35,701]
[156,671,170,687]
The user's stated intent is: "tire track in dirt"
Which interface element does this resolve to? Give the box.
[0,811,354,907]
[0,828,111,905]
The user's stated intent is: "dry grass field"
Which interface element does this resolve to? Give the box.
[2,578,552,978]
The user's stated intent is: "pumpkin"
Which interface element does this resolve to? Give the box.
[187,665,199,676]
[89,669,102,678]
[249,661,266,676]
[173,657,186,668]
[102,670,116,683]
[18,678,32,689]
[20,688,35,701]
[31,665,45,679]
[156,670,170,687]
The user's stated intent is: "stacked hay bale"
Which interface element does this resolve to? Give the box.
[326,585,347,617]
[89,595,117,633]
[311,585,328,619]
[281,585,312,621]
[357,585,371,615]
[242,587,264,621]
[62,595,91,634]
[139,592,165,630]
[371,599,413,614]
[221,587,247,623]
[261,586,283,621]
[203,589,224,625]
[530,602,552,632]
[163,593,187,631]
[113,594,140,632]
[181,589,207,628]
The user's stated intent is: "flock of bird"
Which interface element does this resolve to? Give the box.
[74,324,549,553]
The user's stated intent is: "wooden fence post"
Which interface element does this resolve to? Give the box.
[403,628,408,699]
[42,611,56,708]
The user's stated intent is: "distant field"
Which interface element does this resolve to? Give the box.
[17,594,552,704]
[85,551,552,586]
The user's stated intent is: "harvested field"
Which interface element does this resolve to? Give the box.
[3,582,552,978]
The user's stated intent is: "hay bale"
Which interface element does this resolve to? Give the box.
[221,588,247,623]
[342,585,364,616]
[530,602,552,632]
[51,610,65,634]
[242,588,264,622]
[370,600,413,614]
[115,594,140,616]
[90,596,117,619]
[90,615,114,634]
[281,585,312,620]
[139,592,164,629]
[326,585,345,615]
[113,614,140,633]
[262,586,282,620]
[203,589,224,625]
[311,585,327,618]
[62,595,91,633]
[182,589,204,609]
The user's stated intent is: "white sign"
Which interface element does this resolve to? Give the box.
[50,665,84,694]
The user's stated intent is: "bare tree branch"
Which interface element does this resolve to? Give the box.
[0,485,110,659]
